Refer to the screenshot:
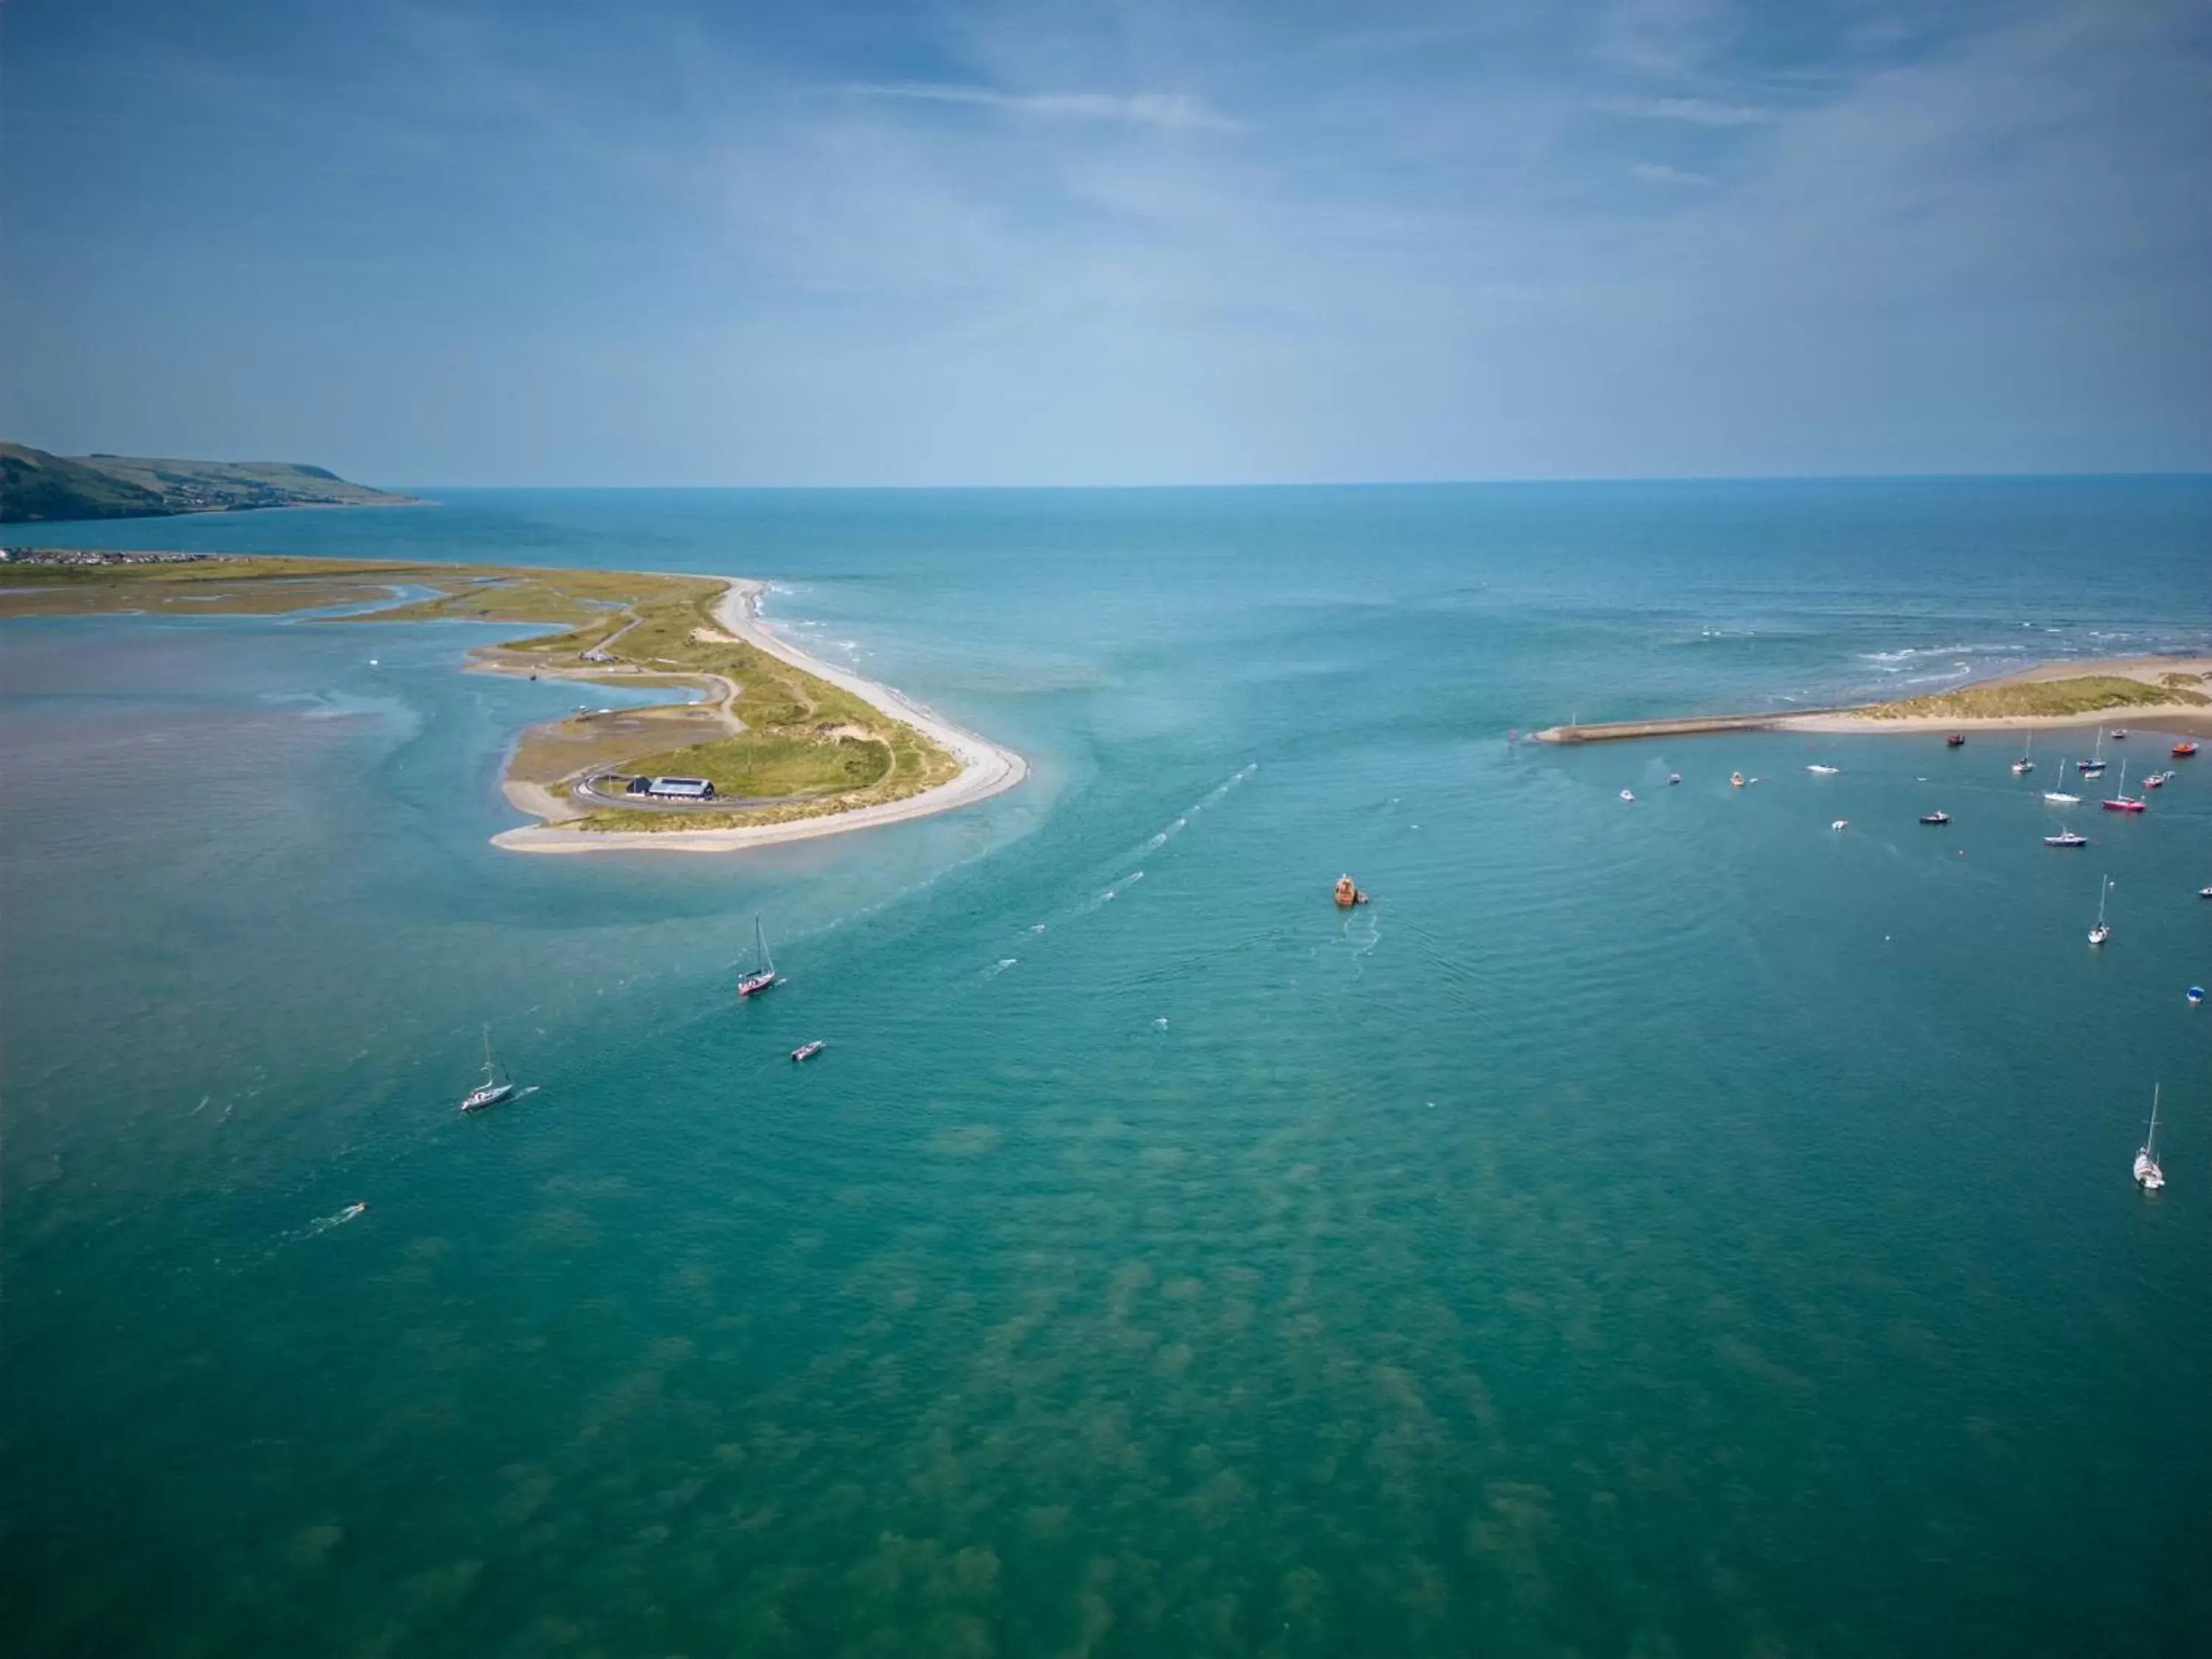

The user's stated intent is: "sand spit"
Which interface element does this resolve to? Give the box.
[1536,655,2212,745]
[493,580,1027,855]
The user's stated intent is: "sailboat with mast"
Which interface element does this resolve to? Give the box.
[2076,728,2107,776]
[2088,874,2112,947]
[2101,759,2146,812]
[2133,1085,2166,1191]
[2011,732,2034,776]
[737,915,779,998]
[459,1026,517,1113]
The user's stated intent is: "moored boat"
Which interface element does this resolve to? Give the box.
[2100,759,2146,813]
[1730,771,1745,789]
[2132,1085,2165,1191]
[1919,810,1950,825]
[791,1040,827,1062]
[2045,829,2088,847]
[2088,874,2112,946]
[2011,733,2034,776]
[2174,740,2199,758]
[1945,733,1966,747]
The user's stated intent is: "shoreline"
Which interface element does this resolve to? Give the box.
[491,580,1029,855]
[1536,655,2212,744]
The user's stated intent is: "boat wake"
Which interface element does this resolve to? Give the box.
[291,1202,368,1240]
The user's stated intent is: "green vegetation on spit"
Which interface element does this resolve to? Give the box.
[0,554,959,830]
[1857,673,2209,720]
[1,442,414,522]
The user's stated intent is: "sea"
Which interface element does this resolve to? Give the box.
[4,479,2210,1657]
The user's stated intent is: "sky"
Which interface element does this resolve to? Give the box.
[3,0,2209,486]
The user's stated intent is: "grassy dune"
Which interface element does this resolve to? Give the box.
[1858,673,2209,720]
[0,554,960,830]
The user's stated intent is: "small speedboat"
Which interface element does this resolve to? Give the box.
[1945,733,1966,747]
[2199,886,2212,899]
[1807,764,1840,776]
[1620,789,1635,802]
[1730,771,1745,789]
[1668,773,1681,786]
[2045,830,2088,847]
[2110,728,2128,740]
[2144,771,2168,789]
[2172,741,2198,757]
[2188,987,2205,1006]
[790,1040,827,1062]
[1831,818,1848,832]
[1919,810,1950,825]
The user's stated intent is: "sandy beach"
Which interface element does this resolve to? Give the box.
[493,579,1028,854]
[1778,655,2212,737]
[1539,655,2212,744]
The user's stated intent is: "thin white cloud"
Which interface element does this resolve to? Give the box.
[844,83,1242,133]
[1629,161,1714,185]
[1597,96,1773,125]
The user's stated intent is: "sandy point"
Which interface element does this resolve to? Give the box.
[492,578,1028,855]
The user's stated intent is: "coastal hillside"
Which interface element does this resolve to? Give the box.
[0,442,413,523]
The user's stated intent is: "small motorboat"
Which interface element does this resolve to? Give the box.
[2045,830,2088,847]
[2144,771,2168,789]
[1945,733,1966,747]
[1807,764,1840,776]
[1620,788,1635,802]
[790,1040,828,1062]
[1333,874,1371,907]
[2199,886,2212,899]
[1668,773,1682,786]
[2173,740,2199,757]
[2188,987,2205,1006]
[1730,771,1746,789]
[1831,818,1848,832]
[1919,810,1950,825]
[2110,728,2129,740]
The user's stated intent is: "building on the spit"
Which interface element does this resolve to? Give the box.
[628,776,715,801]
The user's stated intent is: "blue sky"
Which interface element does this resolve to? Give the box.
[4,0,2208,485]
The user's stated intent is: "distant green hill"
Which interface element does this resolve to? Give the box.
[0,442,414,524]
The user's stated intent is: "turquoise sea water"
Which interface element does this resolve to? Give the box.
[4,481,2211,1657]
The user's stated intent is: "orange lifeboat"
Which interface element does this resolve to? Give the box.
[1334,874,1370,908]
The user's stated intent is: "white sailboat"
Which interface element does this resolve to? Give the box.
[459,1026,517,1113]
[2133,1085,2165,1191]
[737,915,778,998]
[2011,732,2034,776]
[2042,769,2079,804]
[2088,874,2112,947]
